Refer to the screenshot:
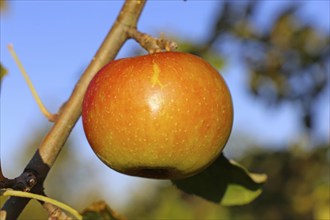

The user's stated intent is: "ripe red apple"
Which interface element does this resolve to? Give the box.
[82,52,233,179]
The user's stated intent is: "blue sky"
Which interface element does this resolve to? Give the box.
[1,1,329,209]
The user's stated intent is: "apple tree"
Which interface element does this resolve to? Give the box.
[1,0,328,219]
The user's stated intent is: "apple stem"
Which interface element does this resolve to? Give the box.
[125,26,177,54]
[7,44,57,122]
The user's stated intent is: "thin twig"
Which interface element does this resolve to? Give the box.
[1,1,146,219]
[7,44,57,122]
[1,189,81,220]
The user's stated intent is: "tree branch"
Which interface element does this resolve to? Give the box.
[125,27,177,53]
[43,202,73,220]
[1,1,146,219]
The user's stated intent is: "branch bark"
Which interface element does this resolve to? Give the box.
[125,27,177,53]
[1,1,146,219]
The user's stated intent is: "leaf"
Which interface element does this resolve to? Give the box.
[82,201,126,220]
[177,41,226,70]
[202,51,226,70]
[172,153,267,206]
[0,63,8,83]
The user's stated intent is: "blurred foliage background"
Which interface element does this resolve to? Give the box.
[1,1,329,219]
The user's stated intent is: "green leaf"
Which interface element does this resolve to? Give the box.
[82,201,126,220]
[172,154,267,206]
[175,41,226,70]
[0,63,8,83]
[202,51,226,70]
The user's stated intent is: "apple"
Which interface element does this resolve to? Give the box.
[82,52,233,179]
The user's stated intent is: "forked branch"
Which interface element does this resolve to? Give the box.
[1,1,179,218]
[1,1,146,219]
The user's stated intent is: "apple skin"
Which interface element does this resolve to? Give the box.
[82,52,233,179]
